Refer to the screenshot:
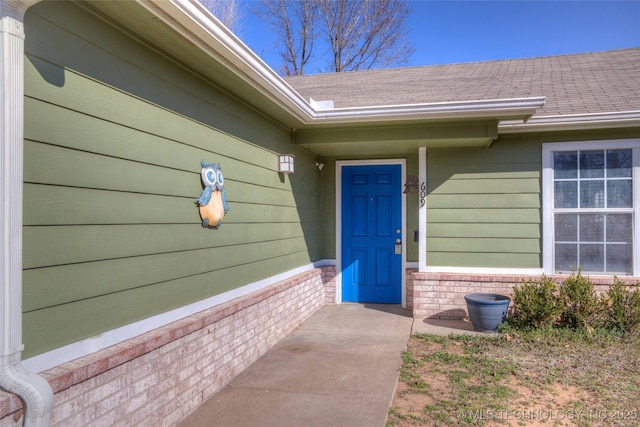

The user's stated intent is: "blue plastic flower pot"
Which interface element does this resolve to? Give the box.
[464,293,511,332]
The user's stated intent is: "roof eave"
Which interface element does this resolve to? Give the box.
[499,111,640,133]
[138,0,546,128]
[137,0,316,123]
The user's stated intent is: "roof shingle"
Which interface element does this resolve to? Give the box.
[284,49,640,117]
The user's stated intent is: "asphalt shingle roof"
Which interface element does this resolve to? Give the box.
[284,48,640,117]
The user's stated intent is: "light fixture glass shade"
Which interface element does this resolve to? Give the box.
[278,154,295,174]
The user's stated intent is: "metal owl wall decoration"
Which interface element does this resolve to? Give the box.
[196,160,229,229]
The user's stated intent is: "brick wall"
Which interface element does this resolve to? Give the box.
[408,270,640,319]
[321,265,337,304]
[0,267,332,427]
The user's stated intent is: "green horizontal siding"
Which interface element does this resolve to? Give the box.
[426,142,542,268]
[23,251,313,355]
[24,185,196,226]
[24,236,309,311]
[426,253,541,269]
[429,178,540,194]
[25,2,285,148]
[22,2,322,358]
[427,238,540,253]
[23,224,307,269]
[24,84,278,173]
[428,193,540,209]
[427,223,540,239]
[427,208,540,224]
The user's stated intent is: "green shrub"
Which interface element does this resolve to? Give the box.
[511,275,560,328]
[509,272,640,335]
[605,278,640,335]
[558,271,605,330]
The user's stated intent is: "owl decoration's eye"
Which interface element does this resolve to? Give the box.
[202,167,217,187]
[216,170,224,187]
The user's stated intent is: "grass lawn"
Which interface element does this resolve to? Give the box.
[387,328,639,426]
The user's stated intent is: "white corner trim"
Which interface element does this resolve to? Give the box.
[418,147,427,272]
[1,0,28,362]
[1,2,54,425]
[22,262,327,373]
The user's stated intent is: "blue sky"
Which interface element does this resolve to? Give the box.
[235,1,640,73]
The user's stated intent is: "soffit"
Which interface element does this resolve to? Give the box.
[295,120,499,157]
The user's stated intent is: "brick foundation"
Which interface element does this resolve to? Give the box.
[321,265,337,304]
[1,267,332,427]
[408,270,640,319]
[3,266,637,426]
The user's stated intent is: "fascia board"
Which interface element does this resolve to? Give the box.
[139,0,545,127]
[500,111,640,133]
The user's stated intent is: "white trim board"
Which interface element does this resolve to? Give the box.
[423,266,544,276]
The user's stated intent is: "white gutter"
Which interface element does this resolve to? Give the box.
[500,111,640,133]
[1,1,54,426]
[140,0,546,125]
[312,97,546,123]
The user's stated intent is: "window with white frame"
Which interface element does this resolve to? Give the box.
[543,139,639,276]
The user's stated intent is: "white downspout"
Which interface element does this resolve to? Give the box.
[1,1,53,426]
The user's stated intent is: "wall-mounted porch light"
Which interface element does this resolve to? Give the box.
[278,154,295,174]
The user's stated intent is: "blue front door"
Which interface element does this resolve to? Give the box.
[341,164,402,303]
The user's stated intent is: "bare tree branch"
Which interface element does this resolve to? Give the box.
[200,0,243,34]
[253,0,319,76]
[253,0,413,75]
[320,0,414,72]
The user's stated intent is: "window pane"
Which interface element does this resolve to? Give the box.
[555,214,577,241]
[580,150,604,178]
[580,180,605,208]
[555,181,577,208]
[551,145,635,276]
[555,243,577,273]
[607,179,632,208]
[580,244,604,272]
[579,214,604,242]
[607,149,632,178]
[607,214,633,243]
[554,152,577,179]
[606,244,633,274]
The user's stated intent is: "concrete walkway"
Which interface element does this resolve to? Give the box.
[178,303,479,427]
